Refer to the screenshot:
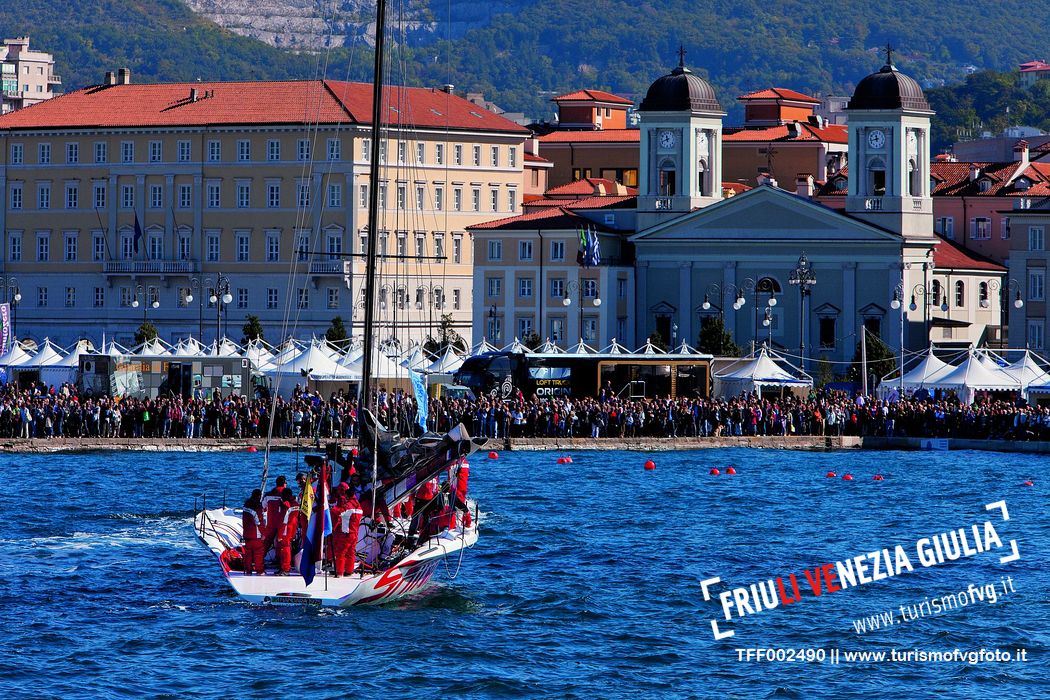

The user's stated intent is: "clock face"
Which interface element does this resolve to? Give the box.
[658,129,677,149]
[697,130,709,149]
[867,129,886,149]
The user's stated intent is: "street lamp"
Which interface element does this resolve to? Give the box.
[0,277,20,345]
[208,273,233,343]
[988,279,1025,346]
[132,284,160,324]
[187,277,204,340]
[702,282,747,319]
[788,252,817,371]
[752,277,777,344]
[762,307,773,346]
[563,279,602,345]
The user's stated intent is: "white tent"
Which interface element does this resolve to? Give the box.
[1001,350,1050,390]
[671,340,701,355]
[426,346,464,374]
[502,338,532,353]
[636,340,665,355]
[99,340,129,357]
[932,350,1020,404]
[601,339,630,354]
[400,345,431,371]
[469,338,498,356]
[40,340,92,386]
[342,344,407,379]
[27,338,65,367]
[714,347,812,397]
[171,337,204,357]
[243,339,276,369]
[976,349,1007,372]
[270,338,305,366]
[565,339,597,354]
[135,337,171,356]
[267,341,355,381]
[206,337,242,357]
[538,338,565,353]
[0,342,34,369]
[891,347,953,392]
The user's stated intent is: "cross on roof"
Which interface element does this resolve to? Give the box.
[885,44,895,67]
[677,45,687,68]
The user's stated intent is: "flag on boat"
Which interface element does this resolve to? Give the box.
[410,369,428,432]
[575,224,601,268]
[299,463,332,586]
[133,213,144,254]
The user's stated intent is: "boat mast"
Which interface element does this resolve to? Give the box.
[359,0,388,415]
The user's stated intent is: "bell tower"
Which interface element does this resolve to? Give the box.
[845,47,934,239]
[637,49,726,231]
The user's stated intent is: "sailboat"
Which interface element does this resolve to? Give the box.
[193,0,487,606]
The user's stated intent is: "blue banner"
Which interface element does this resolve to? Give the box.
[410,369,428,432]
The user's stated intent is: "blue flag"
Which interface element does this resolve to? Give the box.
[586,226,601,267]
[410,369,428,432]
[133,213,144,254]
[299,464,332,586]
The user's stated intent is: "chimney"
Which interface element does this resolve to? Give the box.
[795,173,815,198]
[190,88,199,102]
[104,71,115,86]
[757,172,778,188]
[968,164,980,182]
[441,84,455,94]
[117,67,131,85]
[786,121,801,138]
[1013,140,1029,165]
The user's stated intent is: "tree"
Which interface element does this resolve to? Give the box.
[521,330,543,350]
[325,316,349,345]
[647,330,668,352]
[241,314,264,345]
[816,354,835,387]
[696,317,742,356]
[134,320,158,346]
[423,313,467,357]
[848,329,896,388]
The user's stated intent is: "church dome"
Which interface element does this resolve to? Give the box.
[848,53,929,111]
[639,58,721,113]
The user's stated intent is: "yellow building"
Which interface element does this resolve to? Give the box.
[0,73,528,347]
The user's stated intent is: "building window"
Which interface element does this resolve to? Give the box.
[206,233,220,261]
[491,146,499,167]
[207,183,220,208]
[297,183,310,208]
[551,279,565,298]
[472,188,480,212]
[328,183,342,208]
[148,141,161,163]
[1029,226,1045,251]
[452,289,461,310]
[146,235,161,260]
[64,234,77,262]
[120,185,133,209]
[935,217,953,239]
[490,188,499,212]
[9,234,20,262]
[397,141,406,164]
[1001,218,1011,240]
[582,279,597,298]
[414,235,425,259]
[238,140,250,161]
[435,143,444,165]
[415,185,425,210]
[1029,320,1045,350]
[519,240,533,261]
[267,140,280,161]
[267,288,279,309]
[178,233,191,260]
[454,144,463,165]
[472,145,481,166]
[38,183,51,209]
[177,141,190,162]
[396,184,406,210]
[434,234,444,259]
[237,182,250,208]
[955,280,965,308]
[66,142,79,164]
[65,184,78,209]
[518,317,533,338]
[453,188,462,211]
[120,142,133,163]
[487,277,502,297]
[38,287,48,307]
[39,143,51,164]
[11,143,23,164]
[237,288,248,309]
[518,278,533,298]
[9,184,21,210]
[94,183,106,209]
[236,232,250,261]
[509,147,517,168]
[93,233,105,261]
[1030,270,1046,302]
[416,142,425,164]
[121,234,133,260]
[327,138,340,161]
[453,236,462,263]
[487,316,502,342]
[94,287,104,308]
[96,143,108,163]
[931,280,942,307]
[819,317,836,348]
[266,232,280,262]
[971,218,991,240]
[979,281,989,307]
[379,184,387,209]
[359,184,368,208]
[297,288,309,309]
[297,139,310,161]
[149,185,162,209]
[327,288,339,309]
[508,189,517,211]
[179,184,192,209]
[327,231,342,258]
[379,141,387,163]
[267,183,281,208]
[208,140,221,161]
[582,317,598,342]
[487,239,502,261]
[550,318,565,343]
[65,286,76,307]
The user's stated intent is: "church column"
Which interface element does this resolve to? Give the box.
[842,262,857,364]
[678,262,692,347]
[636,262,649,343]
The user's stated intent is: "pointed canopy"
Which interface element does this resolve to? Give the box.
[54,340,93,368]
[671,340,701,355]
[602,338,630,354]
[715,347,810,384]
[271,338,305,366]
[207,337,243,357]
[565,339,597,355]
[538,338,565,353]
[267,341,354,380]
[0,342,34,368]
[343,344,407,379]
[243,339,276,368]
[426,346,464,374]
[470,338,498,356]
[503,337,532,353]
[171,337,204,357]
[636,340,666,355]
[400,345,431,371]
[934,351,1020,391]
[1002,351,1050,389]
[28,338,65,367]
[897,347,952,387]
[135,337,171,356]
[100,340,129,357]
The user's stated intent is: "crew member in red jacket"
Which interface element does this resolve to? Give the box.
[261,475,289,551]
[329,483,363,577]
[241,489,266,575]
[274,487,299,576]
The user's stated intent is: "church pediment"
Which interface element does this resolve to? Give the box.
[814,302,841,317]
[649,301,677,314]
[631,185,902,244]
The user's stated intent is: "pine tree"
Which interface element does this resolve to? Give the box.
[848,329,896,387]
[134,320,158,346]
[696,317,742,356]
[325,316,349,344]
[241,314,265,345]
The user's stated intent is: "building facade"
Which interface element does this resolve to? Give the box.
[1006,197,1050,350]
[1,37,60,114]
[0,76,528,347]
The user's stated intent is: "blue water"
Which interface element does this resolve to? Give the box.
[1,447,1046,699]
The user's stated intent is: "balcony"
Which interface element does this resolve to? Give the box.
[48,74,62,85]
[104,260,200,275]
[309,260,347,275]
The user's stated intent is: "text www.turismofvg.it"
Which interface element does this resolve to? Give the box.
[852,576,1017,634]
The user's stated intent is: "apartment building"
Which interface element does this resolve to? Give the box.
[1006,197,1050,350]
[1,37,61,113]
[0,73,528,347]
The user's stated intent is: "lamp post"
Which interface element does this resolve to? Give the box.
[0,277,20,345]
[788,252,817,372]
[762,307,773,347]
[131,283,160,325]
[186,277,204,340]
[908,281,948,343]
[563,279,602,345]
[208,273,232,344]
[890,280,907,394]
[702,282,748,322]
[752,277,777,344]
[988,278,1025,347]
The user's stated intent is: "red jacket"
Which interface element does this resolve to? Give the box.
[277,499,299,541]
[242,504,265,540]
[331,496,364,535]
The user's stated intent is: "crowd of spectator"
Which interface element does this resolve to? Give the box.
[1,382,1048,443]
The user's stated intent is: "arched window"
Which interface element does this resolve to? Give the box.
[979,282,989,307]
[907,159,919,196]
[696,159,707,196]
[868,157,886,196]
[658,159,676,196]
[932,280,942,306]
[955,280,965,308]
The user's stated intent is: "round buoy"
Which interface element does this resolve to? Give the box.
[842,474,854,481]
[351,448,359,457]
[873,474,884,481]
[644,459,656,471]
[825,471,837,478]
[556,457,566,464]
[488,451,499,460]
[564,456,573,464]
[726,466,737,475]
[710,468,720,476]
[1023,480,1034,487]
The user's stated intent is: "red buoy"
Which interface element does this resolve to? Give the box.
[351,448,359,457]
[842,474,854,481]
[488,451,499,460]
[564,456,573,464]
[873,474,884,481]
[726,466,737,475]
[1023,480,1034,487]
[644,459,656,471]
[710,468,720,476]
[825,471,837,478]
[246,446,257,453]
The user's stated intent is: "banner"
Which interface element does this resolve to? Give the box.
[410,369,429,432]
[0,303,9,356]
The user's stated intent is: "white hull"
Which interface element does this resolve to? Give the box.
[194,506,478,606]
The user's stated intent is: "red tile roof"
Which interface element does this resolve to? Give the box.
[552,89,633,105]
[930,161,1050,197]
[538,129,640,143]
[723,122,847,144]
[0,79,530,134]
[544,177,635,197]
[524,194,636,210]
[1019,60,1050,73]
[524,152,551,163]
[933,235,1006,271]
[468,206,615,231]
[722,182,753,195]
[738,87,821,103]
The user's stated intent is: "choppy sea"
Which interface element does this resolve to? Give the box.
[1,447,1046,698]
